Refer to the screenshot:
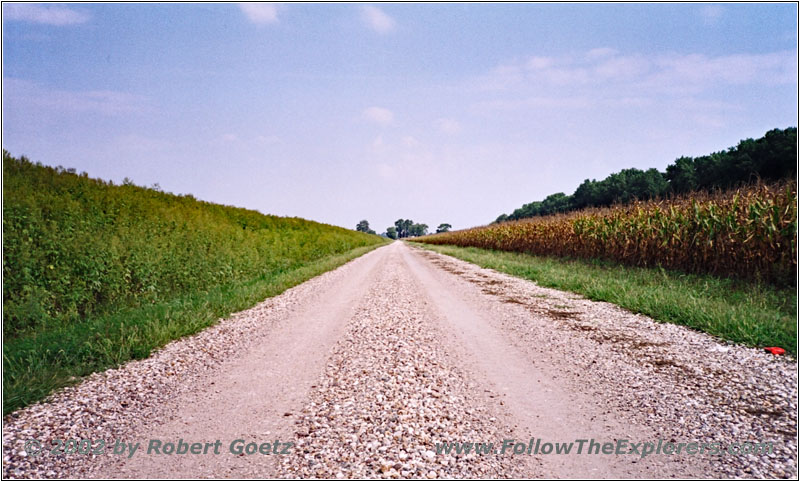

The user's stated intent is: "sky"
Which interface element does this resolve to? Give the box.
[2,2,798,232]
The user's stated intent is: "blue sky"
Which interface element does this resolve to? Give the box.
[2,3,797,232]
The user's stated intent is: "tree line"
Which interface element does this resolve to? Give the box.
[355,219,451,238]
[495,127,797,223]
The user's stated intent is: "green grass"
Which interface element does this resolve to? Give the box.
[410,242,796,357]
[3,152,388,414]
[3,244,383,415]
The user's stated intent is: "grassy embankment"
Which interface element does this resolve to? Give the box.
[413,182,797,355]
[3,152,388,414]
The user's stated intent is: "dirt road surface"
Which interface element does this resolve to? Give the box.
[3,241,796,479]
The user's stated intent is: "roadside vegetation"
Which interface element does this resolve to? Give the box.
[417,181,796,286]
[411,243,796,356]
[3,151,387,414]
[414,128,797,354]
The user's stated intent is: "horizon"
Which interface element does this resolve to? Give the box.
[2,3,798,232]
[2,125,796,235]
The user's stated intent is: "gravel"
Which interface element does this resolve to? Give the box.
[414,245,798,479]
[3,241,796,479]
[280,251,520,478]
[1,249,381,479]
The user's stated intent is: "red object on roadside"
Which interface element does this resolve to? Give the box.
[764,347,785,355]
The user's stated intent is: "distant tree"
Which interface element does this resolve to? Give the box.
[598,170,631,204]
[409,223,428,236]
[386,226,398,239]
[757,127,797,180]
[356,219,372,233]
[726,141,760,186]
[571,179,601,210]
[586,168,667,206]
[665,157,697,194]
[506,128,797,221]
[496,127,797,223]
[628,168,668,201]
[402,219,413,237]
[540,192,571,215]
[509,200,542,220]
[693,153,726,190]
[436,223,452,233]
[394,218,415,238]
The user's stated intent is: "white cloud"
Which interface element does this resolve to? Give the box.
[255,134,280,145]
[692,113,726,129]
[239,3,279,24]
[479,49,797,94]
[586,47,618,59]
[527,56,555,70]
[469,48,796,124]
[592,55,648,80]
[647,51,797,91]
[376,163,395,179]
[474,64,525,91]
[473,96,593,112]
[3,4,89,25]
[402,136,420,147]
[700,5,724,25]
[361,5,395,34]
[436,118,461,135]
[213,133,281,147]
[3,78,148,115]
[113,134,171,153]
[362,106,394,125]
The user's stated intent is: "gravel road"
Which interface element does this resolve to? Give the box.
[3,241,796,478]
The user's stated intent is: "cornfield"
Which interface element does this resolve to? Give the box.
[418,182,797,286]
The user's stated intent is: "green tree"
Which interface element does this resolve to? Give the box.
[409,223,428,236]
[693,153,726,190]
[395,219,414,238]
[386,226,398,239]
[494,127,797,222]
[356,219,372,233]
[403,219,413,237]
[665,156,697,194]
[628,168,668,201]
[540,192,571,215]
[509,201,542,220]
[436,223,452,233]
[572,179,593,210]
[757,127,797,180]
